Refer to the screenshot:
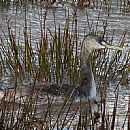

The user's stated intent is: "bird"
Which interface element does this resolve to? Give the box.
[42,34,120,101]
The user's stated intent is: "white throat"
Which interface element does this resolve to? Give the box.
[90,73,96,99]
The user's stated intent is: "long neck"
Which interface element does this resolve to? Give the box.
[80,46,93,98]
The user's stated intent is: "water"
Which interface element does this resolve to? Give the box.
[0,0,129,129]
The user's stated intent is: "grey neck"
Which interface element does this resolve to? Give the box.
[80,48,93,98]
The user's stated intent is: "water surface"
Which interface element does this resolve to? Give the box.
[0,1,129,129]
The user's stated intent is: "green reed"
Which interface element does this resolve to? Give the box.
[0,1,129,130]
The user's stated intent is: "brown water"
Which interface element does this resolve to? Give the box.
[0,0,129,129]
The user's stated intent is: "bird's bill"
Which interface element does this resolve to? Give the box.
[101,41,128,51]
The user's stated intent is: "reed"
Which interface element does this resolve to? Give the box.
[0,0,129,129]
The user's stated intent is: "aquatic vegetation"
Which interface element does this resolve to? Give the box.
[0,0,129,129]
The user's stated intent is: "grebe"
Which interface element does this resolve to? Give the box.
[44,34,122,100]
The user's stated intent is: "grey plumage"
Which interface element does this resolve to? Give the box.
[44,34,106,99]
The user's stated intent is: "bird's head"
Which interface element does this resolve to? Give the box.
[82,34,126,52]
